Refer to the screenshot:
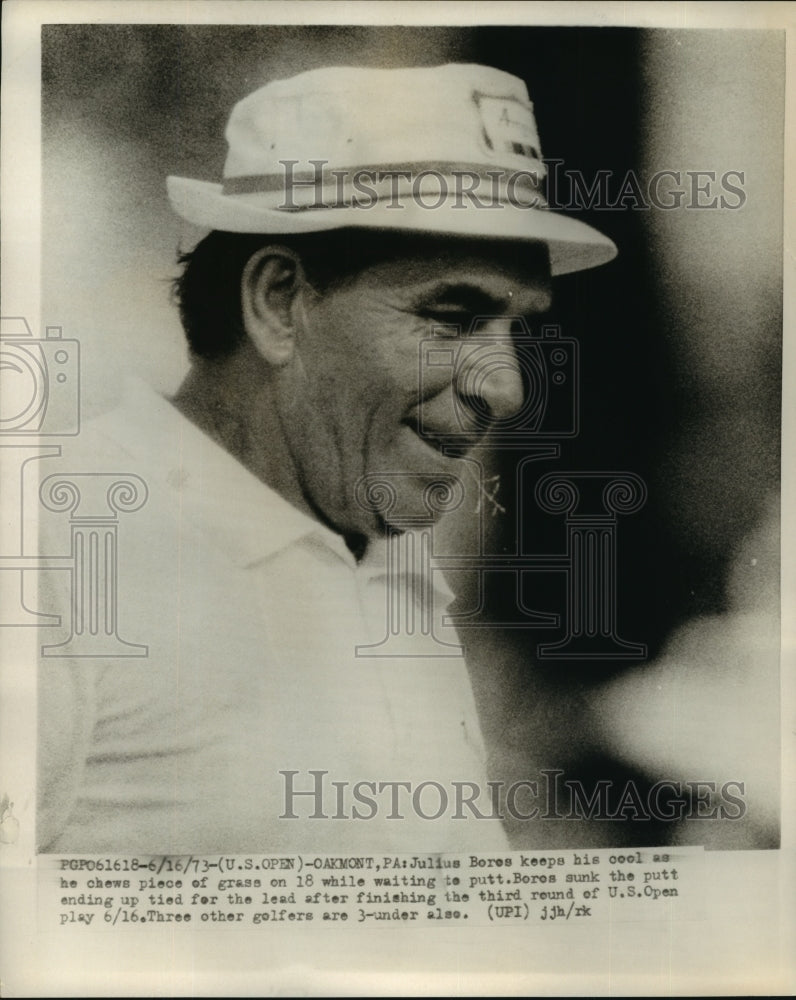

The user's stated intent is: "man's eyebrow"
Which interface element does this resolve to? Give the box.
[415,282,508,312]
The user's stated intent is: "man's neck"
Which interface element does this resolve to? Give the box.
[170,352,372,561]
[171,351,309,515]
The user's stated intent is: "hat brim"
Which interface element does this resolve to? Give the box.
[167,176,617,277]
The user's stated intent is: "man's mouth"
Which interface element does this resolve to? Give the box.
[402,418,482,460]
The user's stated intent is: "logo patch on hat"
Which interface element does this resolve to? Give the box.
[474,92,542,164]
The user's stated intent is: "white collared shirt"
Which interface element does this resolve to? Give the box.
[37,380,508,854]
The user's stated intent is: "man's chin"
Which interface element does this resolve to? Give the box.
[356,469,463,527]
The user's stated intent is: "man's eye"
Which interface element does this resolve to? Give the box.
[421,309,474,331]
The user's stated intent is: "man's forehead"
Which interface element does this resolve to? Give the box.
[358,238,552,309]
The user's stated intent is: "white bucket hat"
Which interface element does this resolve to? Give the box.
[168,63,617,276]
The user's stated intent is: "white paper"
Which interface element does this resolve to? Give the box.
[1,2,794,995]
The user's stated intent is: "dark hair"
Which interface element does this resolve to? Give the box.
[172,228,420,360]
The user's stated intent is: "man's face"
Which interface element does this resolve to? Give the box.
[274,237,552,539]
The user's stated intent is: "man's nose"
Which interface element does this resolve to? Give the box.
[454,335,525,423]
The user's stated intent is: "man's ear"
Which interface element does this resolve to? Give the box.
[240,246,308,365]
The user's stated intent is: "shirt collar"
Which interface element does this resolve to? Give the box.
[93,378,338,567]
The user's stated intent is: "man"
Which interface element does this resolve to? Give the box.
[37,63,618,854]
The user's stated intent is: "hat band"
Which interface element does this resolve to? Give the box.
[222,161,548,211]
